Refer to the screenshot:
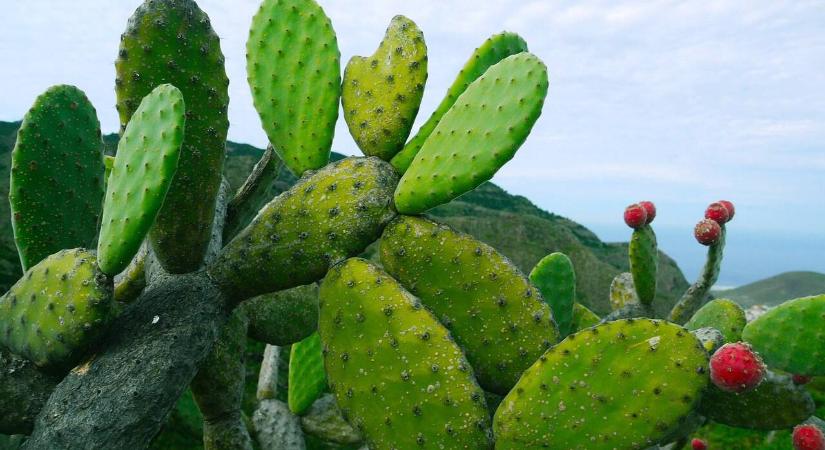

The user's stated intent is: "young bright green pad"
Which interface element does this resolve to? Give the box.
[530,252,575,337]
[380,215,557,394]
[208,157,398,302]
[493,319,709,450]
[247,0,340,176]
[342,15,427,161]
[685,298,745,343]
[0,249,114,371]
[571,303,600,332]
[390,32,528,173]
[609,272,639,311]
[117,0,229,274]
[98,84,184,276]
[629,225,658,305]
[10,85,104,271]
[319,258,492,450]
[742,294,825,375]
[394,53,548,214]
[699,371,814,430]
[288,332,326,415]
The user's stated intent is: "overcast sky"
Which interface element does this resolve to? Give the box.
[1,1,824,285]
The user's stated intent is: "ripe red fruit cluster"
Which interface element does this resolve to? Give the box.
[624,201,655,229]
[691,438,708,450]
[709,342,766,393]
[793,424,825,450]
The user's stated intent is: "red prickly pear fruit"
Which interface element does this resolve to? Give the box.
[793,374,813,385]
[718,200,735,220]
[694,219,722,246]
[638,201,656,224]
[709,342,766,393]
[705,202,731,224]
[793,424,825,450]
[624,203,647,229]
[692,438,708,450]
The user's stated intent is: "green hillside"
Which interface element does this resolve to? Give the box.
[0,120,688,315]
[715,271,825,307]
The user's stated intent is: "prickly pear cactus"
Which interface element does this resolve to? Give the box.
[97,84,184,276]
[530,252,576,337]
[247,0,340,176]
[610,272,640,310]
[380,215,558,394]
[494,319,709,450]
[10,85,104,271]
[319,258,492,450]
[685,298,746,343]
[390,31,528,172]
[0,249,114,371]
[208,157,398,302]
[393,53,549,213]
[629,225,658,305]
[116,0,230,274]
[570,302,600,332]
[342,15,427,161]
[742,294,825,375]
[288,332,326,416]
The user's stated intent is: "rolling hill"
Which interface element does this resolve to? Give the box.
[714,271,825,307]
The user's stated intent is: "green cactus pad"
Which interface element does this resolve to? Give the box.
[742,294,825,375]
[288,332,326,416]
[699,371,814,430]
[208,157,398,302]
[380,215,557,394]
[342,15,427,161]
[243,284,318,346]
[493,319,709,450]
[610,272,640,311]
[97,84,184,276]
[319,258,492,450]
[669,226,726,324]
[390,32,528,173]
[224,145,284,241]
[530,252,575,337]
[247,0,340,176]
[629,225,658,305]
[116,0,229,274]
[394,53,548,214]
[685,298,746,343]
[10,85,104,271]
[0,249,114,371]
[571,303,600,332]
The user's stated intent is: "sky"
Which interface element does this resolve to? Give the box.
[1,0,824,287]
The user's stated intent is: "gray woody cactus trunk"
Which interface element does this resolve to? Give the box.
[1,0,824,450]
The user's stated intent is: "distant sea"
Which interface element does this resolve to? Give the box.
[588,224,825,288]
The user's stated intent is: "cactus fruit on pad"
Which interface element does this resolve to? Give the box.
[116,0,229,273]
[493,319,709,450]
[208,157,397,302]
[342,15,427,161]
[0,249,114,371]
[319,258,492,450]
[380,215,558,394]
[393,53,548,214]
[685,298,746,343]
[97,84,184,276]
[699,371,815,430]
[742,294,825,376]
[246,0,340,176]
[530,252,575,337]
[629,225,658,305]
[10,85,104,271]
[288,332,326,415]
[390,32,528,173]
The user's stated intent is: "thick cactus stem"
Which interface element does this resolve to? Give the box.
[117,0,230,273]
[390,31,528,173]
[669,225,726,324]
[10,85,104,271]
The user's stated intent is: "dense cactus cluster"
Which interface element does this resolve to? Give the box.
[1,0,823,449]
